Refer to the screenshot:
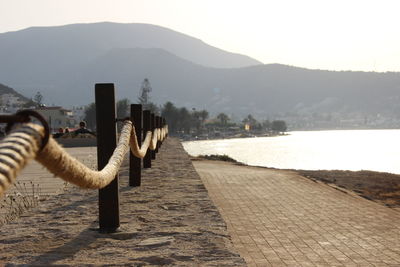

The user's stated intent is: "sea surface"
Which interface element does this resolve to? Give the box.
[182,129,400,174]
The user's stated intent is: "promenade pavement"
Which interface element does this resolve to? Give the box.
[11,146,97,196]
[193,160,400,267]
[0,139,244,266]
[1,147,97,221]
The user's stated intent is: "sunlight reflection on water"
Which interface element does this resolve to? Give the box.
[182,130,400,174]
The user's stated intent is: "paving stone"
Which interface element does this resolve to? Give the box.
[194,160,400,266]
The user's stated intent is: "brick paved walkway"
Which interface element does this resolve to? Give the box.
[193,160,400,267]
[12,147,97,196]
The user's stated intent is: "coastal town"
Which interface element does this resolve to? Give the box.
[0,88,85,134]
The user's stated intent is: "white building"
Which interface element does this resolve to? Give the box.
[34,106,77,133]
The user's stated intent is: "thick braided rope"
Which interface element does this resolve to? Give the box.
[35,121,133,189]
[38,122,168,189]
[0,120,168,196]
[0,123,43,196]
[130,128,152,158]
[129,125,168,158]
[149,128,159,150]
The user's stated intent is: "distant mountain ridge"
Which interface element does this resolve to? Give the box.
[0,22,400,128]
[0,21,261,103]
[0,21,260,71]
[81,47,400,117]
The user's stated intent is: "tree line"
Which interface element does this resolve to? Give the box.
[83,78,287,135]
[161,102,287,134]
[83,99,287,134]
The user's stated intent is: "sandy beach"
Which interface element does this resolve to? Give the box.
[0,138,244,266]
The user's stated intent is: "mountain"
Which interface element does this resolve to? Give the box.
[82,48,400,118]
[0,83,29,101]
[1,22,400,128]
[0,22,260,84]
[0,22,261,105]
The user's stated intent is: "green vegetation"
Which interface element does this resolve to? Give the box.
[81,79,287,136]
[116,98,130,118]
[161,102,209,134]
[271,120,287,133]
[198,154,237,162]
[33,91,43,107]
[160,101,287,139]
[84,102,96,130]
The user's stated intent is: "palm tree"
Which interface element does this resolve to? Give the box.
[217,113,229,126]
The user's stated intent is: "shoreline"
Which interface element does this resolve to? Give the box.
[182,128,400,143]
[179,132,288,142]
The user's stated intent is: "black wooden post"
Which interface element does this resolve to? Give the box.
[158,116,162,148]
[95,83,119,233]
[129,104,142,187]
[151,113,156,159]
[163,118,168,137]
[155,116,160,153]
[143,110,152,168]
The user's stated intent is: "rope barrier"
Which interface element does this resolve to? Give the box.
[0,120,167,197]
[0,123,43,196]
[130,128,152,158]
[150,128,159,150]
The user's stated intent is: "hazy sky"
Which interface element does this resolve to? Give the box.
[1,0,399,72]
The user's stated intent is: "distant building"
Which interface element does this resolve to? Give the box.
[0,93,27,107]
[0,93,28,114]
[34,106,76,132]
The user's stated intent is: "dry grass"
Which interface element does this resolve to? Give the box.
[0,181,41,226]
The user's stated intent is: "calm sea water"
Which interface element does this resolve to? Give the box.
[182,130,400,174]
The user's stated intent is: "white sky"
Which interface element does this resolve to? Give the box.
[1,0,399,72]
